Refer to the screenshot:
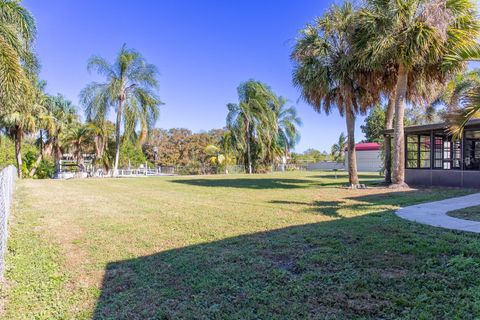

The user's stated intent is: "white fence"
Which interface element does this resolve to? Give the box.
[0,166,16,280]
[117,165,246,176]
[117,168,167,177]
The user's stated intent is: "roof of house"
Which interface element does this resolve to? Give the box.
[345,142,381,152]
[383,118,480,135]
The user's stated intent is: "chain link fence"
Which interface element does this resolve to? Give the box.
[0,165,17,280]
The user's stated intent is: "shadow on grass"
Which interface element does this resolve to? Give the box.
[346,188,476,207]
[170,174,384,190]
[93,215,384,319]
[270,200,346,217]
[92,209,480,319]
[171,178,312,189]
[269,189,472,218]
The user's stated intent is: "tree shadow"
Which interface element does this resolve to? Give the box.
[269,200,381,217]
[346,188,476,207]
[268,188,473,219]
[171,178,313,189]
[170,175,384,190]
[92,212,480,319]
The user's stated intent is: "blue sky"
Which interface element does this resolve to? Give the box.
[21,0,475,153]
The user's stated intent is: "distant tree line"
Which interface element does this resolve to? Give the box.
[142,128,231,174]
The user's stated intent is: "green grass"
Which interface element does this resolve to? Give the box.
[448,205,480,222]
[2,171,480,319]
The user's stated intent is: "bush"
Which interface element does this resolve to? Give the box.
[119,141,147,168]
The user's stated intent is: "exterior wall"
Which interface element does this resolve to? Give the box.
[345,150,382,173]
[406,169,480,188]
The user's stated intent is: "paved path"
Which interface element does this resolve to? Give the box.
[396,193,480,233]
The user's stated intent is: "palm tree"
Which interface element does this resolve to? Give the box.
[292,2,377,186]
[0,0,37,114]
[63,124,92,166]
[429,69,480,116]
[448,81,480,138]
[0,78,45,178]
[226,80,278,174]
[86,120,115,170]
[80,44,162,175]
[29,94,78,177]
[331,133,347,162]
[1,109,38,177]
[354,0,480,187]
[204,144,226,168]
[275,97,302,158]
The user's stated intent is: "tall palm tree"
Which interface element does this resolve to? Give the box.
[29,94,78,177]
[331,133,347,162]
[226,80,277,174]
[292,2,378,186]
[354,0,480,187]
[80,44,162,175]
[0,0,37,114]
[275,97,302,158]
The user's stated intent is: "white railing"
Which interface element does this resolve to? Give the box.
[0,165,16,280]
[117,168,166,177]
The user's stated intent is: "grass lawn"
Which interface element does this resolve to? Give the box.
[448,205,480,222]
[2,171,480,319]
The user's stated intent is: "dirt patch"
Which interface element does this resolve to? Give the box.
[258,251,304,275]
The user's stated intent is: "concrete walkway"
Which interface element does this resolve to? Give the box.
[396,193,480,233]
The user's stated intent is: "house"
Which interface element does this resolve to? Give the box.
[345,142,383,172]
[384,119,480,188]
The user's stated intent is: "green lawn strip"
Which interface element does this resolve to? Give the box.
[1,184,87,319]
[448,205,480,222]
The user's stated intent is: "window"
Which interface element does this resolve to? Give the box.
[433,134,461,170]
[406,134,430,169]
[419,135,431,168]
[464,130,480,170]
[406,135,418,168]
[434,136,443,168]
[453,140,462,169]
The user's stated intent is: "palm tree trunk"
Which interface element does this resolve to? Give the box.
[246,123,252,174]
[346,105,358,186]
[29,141,53,177]
[384,94,395,184]
[392,64,408,188]
[113,99,123,176]
[138,121,148,146]
[53,139,62,170]
[14,127,22,178]
[93,135,104,169]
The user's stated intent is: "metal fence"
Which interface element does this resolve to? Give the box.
[0,165,16,280]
